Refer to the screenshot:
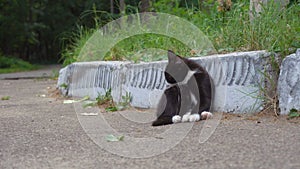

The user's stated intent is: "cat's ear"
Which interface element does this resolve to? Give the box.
[168,50,182,64]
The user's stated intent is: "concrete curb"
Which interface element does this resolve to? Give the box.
[58,51,272,113]
[278,49,300,115]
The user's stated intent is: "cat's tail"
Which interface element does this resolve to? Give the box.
[152,116,173,126]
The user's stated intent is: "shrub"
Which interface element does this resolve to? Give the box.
[0,54,37,73]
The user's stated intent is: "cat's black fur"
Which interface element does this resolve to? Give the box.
[152,50,212,126]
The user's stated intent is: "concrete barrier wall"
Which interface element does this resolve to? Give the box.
[58,51,272,113]
[278,49,300,115]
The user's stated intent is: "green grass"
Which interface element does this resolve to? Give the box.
[60,0,299,64]
[1,96,10,100]
[0,55,39,74]
[214,1,299,56]
[288,108,300,119]
[154,0,299,56]
[104,34,193,63]
[60,25,97,66]
[82,89,132,111]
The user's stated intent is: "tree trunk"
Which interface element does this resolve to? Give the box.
[110,0,114,14]
[120,0,125,14]
[140,0,150,13]
[139,0,151,24]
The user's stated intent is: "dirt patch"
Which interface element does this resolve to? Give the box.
[221,111,300,124]
[47,86,69,101]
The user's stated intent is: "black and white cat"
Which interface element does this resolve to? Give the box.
[152,50,213,126]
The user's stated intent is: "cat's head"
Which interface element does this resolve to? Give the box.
[164,50,190,84]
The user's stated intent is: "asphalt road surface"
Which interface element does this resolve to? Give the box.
[0,70,299,169]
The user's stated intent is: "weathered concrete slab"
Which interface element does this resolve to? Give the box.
[58,61,131,102]
[57,51,270,113]
[57,65,73,95]
[192,52,267,113]
[278,49,300,115]
[124,61,168,108]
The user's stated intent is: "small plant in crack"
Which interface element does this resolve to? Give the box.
[257,53,281,116]
[117,92,132,111]
[59,83,68,89]
[96,88,113,105]
[238,54,280,115]
[258,70,279,116]
[82,89,114,110]
[288,108,300,119]
[82,89,132,112]
[95,88,117,112]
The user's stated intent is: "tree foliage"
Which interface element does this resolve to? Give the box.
[0,0,112,63]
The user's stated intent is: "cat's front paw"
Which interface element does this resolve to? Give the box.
[189,114,200,122]
[201,111,213,120]
[172,115,181,123]
[182,113,191,122]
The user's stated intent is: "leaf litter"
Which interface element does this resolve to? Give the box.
[105,134,124,142]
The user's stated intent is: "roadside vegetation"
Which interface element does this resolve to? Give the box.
[0,54,38,74]
[1,1,298,70]
[58,0,299,115]
[1,0,298,115]
[61,0,299,65]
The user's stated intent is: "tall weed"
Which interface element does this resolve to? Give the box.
[60,25,96,66]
